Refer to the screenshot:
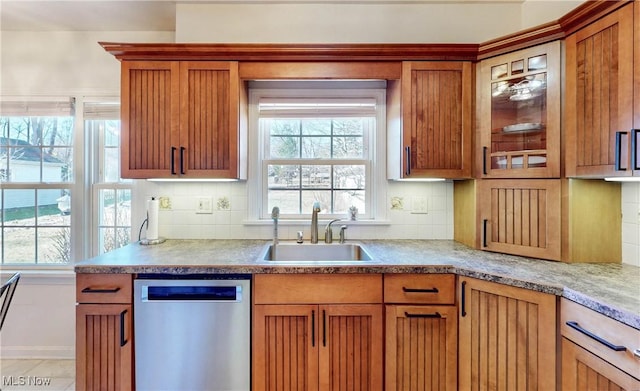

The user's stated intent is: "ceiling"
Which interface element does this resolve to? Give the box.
[0,0,526,32]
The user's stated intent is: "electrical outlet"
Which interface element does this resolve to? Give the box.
[196,197,213,214]
[158,197,172,210]
[411,196,428,214]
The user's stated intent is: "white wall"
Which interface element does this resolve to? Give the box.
[520,0,585,30]
[176,3,523,43]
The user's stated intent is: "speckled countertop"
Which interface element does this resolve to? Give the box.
[75,239,640,330]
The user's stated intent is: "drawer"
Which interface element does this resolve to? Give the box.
[254,274,382,304]
[384,274,455,304]
[76,273,132,304]
[561,298,640,379]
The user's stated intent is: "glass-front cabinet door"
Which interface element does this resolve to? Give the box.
[478,41,561,178]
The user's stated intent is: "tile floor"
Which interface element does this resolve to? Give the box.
[0,359,74,391]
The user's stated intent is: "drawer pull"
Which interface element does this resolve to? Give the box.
[405,312,441,319]
[402,287,439,293]
[634,349,640,359]
[81,287,121,294]
[566,321,627,352]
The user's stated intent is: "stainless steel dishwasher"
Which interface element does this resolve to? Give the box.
[134,274,251,391]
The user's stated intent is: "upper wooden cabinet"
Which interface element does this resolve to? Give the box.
[388,61,473,179]
[565,3,637,178]
[478,41,561,179]
[121,61,245,179]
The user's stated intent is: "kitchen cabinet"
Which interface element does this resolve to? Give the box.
[458,276,557,391]
[388,61,472,179]
[75,274,133,391]
[561,298,640,390]
[252,274,383,391]
[478,41,561,178]
[384,274,457,391]
[565,3,638,178]
[478,179,561,261]
[121,61,245,179]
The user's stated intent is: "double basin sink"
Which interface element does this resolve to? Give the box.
[258,242,374,263]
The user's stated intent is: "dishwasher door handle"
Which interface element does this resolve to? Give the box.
[141,285,243,302]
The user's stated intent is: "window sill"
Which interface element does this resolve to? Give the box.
[243,219,391,226]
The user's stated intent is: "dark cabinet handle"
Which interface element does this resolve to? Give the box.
[404,312,441,319]
[482,147,488,175]
[170,146,177,175]
[615,131,628,171]
[461,281,467,317]
[311,310,315,347]
[632,129,639,171]
[180,147,186,175]
[322,310,327,347]
[81,287,121,294]
[405,146,411,176]
[566,321,626,352]
[120,309,128,347]
[482,219,488,248]
[402,287,439,293]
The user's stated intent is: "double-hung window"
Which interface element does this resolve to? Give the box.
[0,98,75,265]
[250,82,386,220]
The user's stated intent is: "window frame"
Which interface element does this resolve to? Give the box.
[247,81,388,223]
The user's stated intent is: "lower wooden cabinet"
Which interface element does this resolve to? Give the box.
[252,274,383,391]
[562,338,640,391]
[76,304,133,391]
[458,276,557,391]
[561,298,640,391]
[75,273,133,391]
[385,305,457,391]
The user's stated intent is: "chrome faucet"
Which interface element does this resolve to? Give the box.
[310,202,321,244]
[339,225,348,244]
[271,206,279,258]
[324,219,342,243]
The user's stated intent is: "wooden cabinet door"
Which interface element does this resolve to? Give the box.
[319,304,383,391]
[121,61,180,178]
[385,305,457,391]
[76,304,132,391]
[458,277,557,391]
[565,4,634,178]
[479,41,561,179]
[634,1,640,176]
[400,61,472,179]
[562,338,640,391]
[479,179,561,261]
[179,61,240,178]
[253,304,319,391]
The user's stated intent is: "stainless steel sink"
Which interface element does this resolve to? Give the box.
[259,242,374,262]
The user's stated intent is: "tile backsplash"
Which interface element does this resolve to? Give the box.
[132,180,640,265]
[622,182,640,266]
[133,180,454,242]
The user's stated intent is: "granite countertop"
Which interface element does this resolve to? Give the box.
[75,239,640,330]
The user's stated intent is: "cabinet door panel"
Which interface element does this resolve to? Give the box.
[459,277,556,391]
[76,304,132,391]
[253,305,319,391]
[121,61,180,178]
[479,179,561,261]
[565,4,634,177]
[319,304,383,391]
[180,62,239,178]
[400,61,472,179]
[562,338,640,391]
[386,305,457,391]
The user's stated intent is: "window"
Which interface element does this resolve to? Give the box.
[85,100,131,255]
[0,99,75,264]
[249,81,387,220]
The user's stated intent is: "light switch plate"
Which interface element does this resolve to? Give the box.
[411,196,429,214]
[195,197,213,214]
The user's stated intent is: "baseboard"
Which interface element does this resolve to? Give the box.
[0,346,74,359]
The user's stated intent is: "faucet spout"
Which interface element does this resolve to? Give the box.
[310,202,321,244]
[324,219,342,243]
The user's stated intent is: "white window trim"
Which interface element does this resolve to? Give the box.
[245,82,388,225]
